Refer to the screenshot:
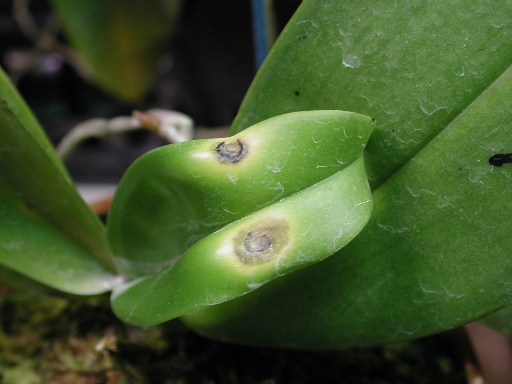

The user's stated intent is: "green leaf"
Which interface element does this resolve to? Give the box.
[108,111,373,325]
[52,0,182,101]
[0,264,57,294]
[0,67,69,180]
[108,111,373,278]
[182,1,512,348]
[231,1,511,189]
[0,67,117,294]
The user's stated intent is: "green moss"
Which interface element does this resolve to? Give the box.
[0,290,465,383]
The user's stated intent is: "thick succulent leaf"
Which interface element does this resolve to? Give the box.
[182,1,512,348]
[108,111,373,325]
[0,68,117,294]
[111,156,372,325]
[52,0,181,101]
[108,111,373,279]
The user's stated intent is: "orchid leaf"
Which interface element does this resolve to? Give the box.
[0,67,117,294]
[52,0,182,101]
[108,111,374,325]
[182,1,512,348]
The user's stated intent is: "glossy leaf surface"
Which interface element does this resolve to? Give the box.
[0,68,117,294]
[108,111,373,325]
[182,1,512,348]
[108,111,373,279]
[52,0,181,101]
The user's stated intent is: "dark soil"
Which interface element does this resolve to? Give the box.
[0,289,467,384]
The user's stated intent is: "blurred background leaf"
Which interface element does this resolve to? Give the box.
[51,0,182,102]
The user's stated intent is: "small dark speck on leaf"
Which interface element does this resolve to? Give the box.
[295,91,300,96]
[489,153,512,167]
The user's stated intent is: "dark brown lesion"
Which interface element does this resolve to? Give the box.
[489,153,512,167]
[234,219,289,265]
[216,139,247,163]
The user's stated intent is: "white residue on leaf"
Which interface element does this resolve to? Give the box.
[266,162,284,174]
[247,281,266,290]
[313,118,336,125]
[329,228,344,251]
[311,130,323,144]
[268,183,285,202]
[419,282,466,299]
[491,21,505,28]
[354,198,372,207]
[377,222,410,234]
[205,289,231,306]
[343,127,355,138]
[269,181,284,193]
[342,53,362,69]
[222,207,240,215]
[436,196,455,209]
[297,19,319,28]
[227,174,239,185]
[405,185,437,198]
[359,95,393,115]
[392,326,419,337]
[467,162,490,185]
[418,96,448,116]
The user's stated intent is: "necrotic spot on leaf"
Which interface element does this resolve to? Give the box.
[234,219,289,265]
[216,139,247,163]
[245,232,273,253]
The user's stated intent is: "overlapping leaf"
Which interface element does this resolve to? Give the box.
[182,1,512,348]
[0,67,117,294]
[108,111,374,325]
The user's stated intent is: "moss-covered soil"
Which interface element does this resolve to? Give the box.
[0,288,466,383]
